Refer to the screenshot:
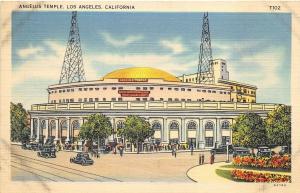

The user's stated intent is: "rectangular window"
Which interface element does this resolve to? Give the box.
[63,99,65,103]
[95,98,99,102]
[84,98,87,102]
[181,99,185,101]
[205,137,214,147]
[59,99,62,103]
[118,87,123,90]
[84,88,88,91]
[202,90,206,93]
[136,87,140,90]
[197,89,201,92]
[136,98,140,101]
[112,98,116,101]
[208,90,211,93]
[187,99,192,102]
[160,87,163,90]
[187,89,191,91]
[67,89,70,92]
[168,98,172,101]
[168,88,172,90]
[220,91,223,94]
[89,88,93,91]
[62,90,65,93]
[54,100,56,103]
[150,87,154,90]
[150,97,154,101]
[174,98,179,101]
[59,90,62,93]
[222,136,231,145]
[70,99,74,102]
[112,87,116,90]
[118,98,122,101]
[174,88,179,91]
[181,88,185,91]
[95,88,99,91]
[78,98,82,102]
[89,98,93,102]
[160,98,163,101]
[79,88,82,91]
[142,98,147,101]
[71,89,74,92]
[103,87,107,90]
[103,98,106,101]
[143,87,147,90]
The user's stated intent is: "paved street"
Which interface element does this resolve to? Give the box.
[11,145,230,182]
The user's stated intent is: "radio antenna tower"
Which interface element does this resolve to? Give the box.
[59,11,86,84]
[196,12,214,84]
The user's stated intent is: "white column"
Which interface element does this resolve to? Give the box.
[30,118,34,139]
[55,119,59,141]
[35,118,40,142]
[66,117,70,143]
[181,118,186,143]
[45,119,49,139]
[163,117,168,142]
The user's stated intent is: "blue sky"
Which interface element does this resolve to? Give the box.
[12,12,291,109]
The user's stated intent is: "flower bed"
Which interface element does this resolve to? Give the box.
[233,155,291,169]
[231,169,291,183]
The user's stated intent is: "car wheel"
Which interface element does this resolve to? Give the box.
[81,160,86,166]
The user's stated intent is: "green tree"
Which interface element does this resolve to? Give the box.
[232,113,267,151]
[11,102,30,142]
[265,105,291,149]
[78,113,112,151]
[118,115,154,153]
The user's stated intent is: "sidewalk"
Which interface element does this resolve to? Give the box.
[186,162,236,183]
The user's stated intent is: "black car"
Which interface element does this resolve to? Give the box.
[25,142,40,151]
[279,146,290,155]
[233,148,251,158]
[257,146,272,157]
[37,145,56,158]
[70,153,94,166]
[211,145,234,154]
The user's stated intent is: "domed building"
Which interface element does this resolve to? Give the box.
[30,66,278,151]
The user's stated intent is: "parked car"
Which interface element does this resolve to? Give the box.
[211,145,234,154]
[233,147,251,158]
[279,146,290,155]
[70,153,94,166]
[25,142,40,151]
[37,145,56,158]
[257,146,272,157]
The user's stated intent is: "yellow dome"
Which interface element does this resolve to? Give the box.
[103,67,180,82]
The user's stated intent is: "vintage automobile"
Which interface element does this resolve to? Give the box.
[257,146,273,157]
[210,145,234,154]
[279,146,290,155]
[70,153,94,166]
[24,142,40,151]
[37,145,56,158]
[233,147,251,158]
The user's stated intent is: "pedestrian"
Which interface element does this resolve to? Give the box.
[191,144,194,156]
[171,147,174,156]
[201,153,205,165]
[199,154,202,165]
[120,146,124,157]
[174,148,177,158]
[210,152,215,164]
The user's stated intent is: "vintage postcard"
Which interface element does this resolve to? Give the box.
[0,1,299,193]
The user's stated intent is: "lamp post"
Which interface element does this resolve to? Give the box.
[226,141,230,163]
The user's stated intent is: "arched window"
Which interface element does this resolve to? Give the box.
[152,121,162,130]
[61,120,67,130]
[187,121,197,130]
[221,121,230,129]
[169,121,179,130]
[116,121,125,129]
[205,121,214,130]
[72,120,80,130]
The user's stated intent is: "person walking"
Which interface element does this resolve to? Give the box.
[120,146,124,157]
[190,144,194,156]
[174,148,177,158]
[210,152,215,164]
[201,153,205,165]
[199,154,202,165]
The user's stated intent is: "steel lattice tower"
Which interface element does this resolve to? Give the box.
[59,11,86,84]
[196,12,214,84]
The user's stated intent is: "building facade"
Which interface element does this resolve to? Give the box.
[177,59,257,103]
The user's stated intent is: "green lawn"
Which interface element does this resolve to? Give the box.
[220,164,291,173]
[215,169,243,182]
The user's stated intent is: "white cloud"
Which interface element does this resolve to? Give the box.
[100,32,143,47]
[17,45,43,58]
[160,38,186,54]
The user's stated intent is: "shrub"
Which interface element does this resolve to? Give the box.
[233,154,291,169]
[231,169,291,183]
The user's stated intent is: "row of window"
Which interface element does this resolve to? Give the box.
[51,97,231,104]
[50,86,230,95]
